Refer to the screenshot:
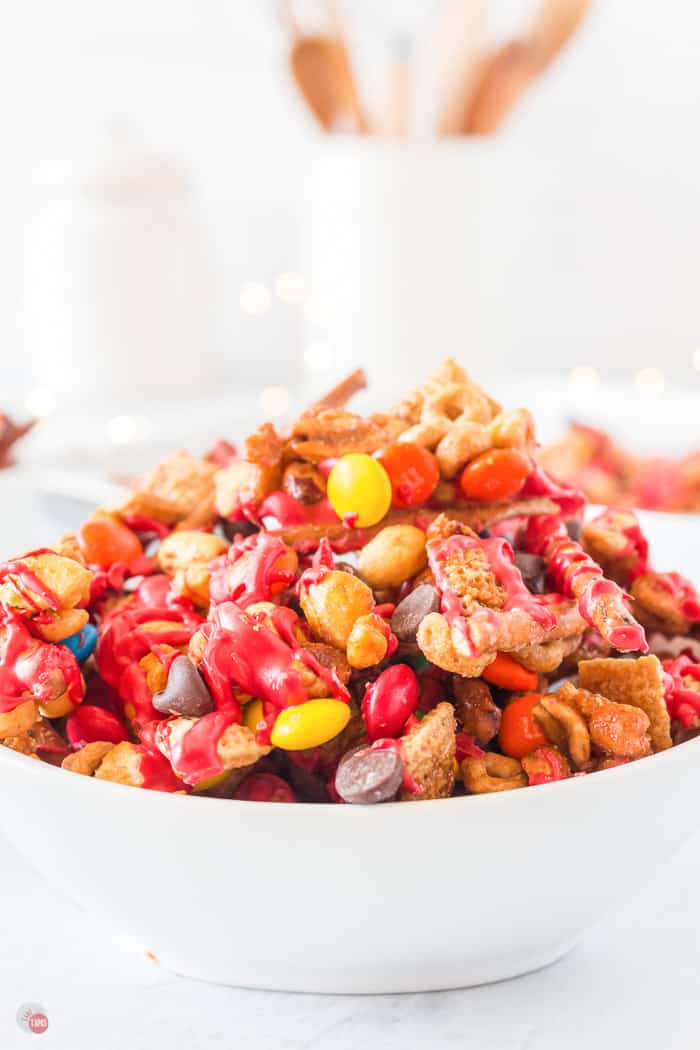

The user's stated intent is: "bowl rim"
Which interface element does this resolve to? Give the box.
[1,729,698,817]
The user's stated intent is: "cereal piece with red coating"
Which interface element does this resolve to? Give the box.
[0,610,84,719]
[581,509,649,586]
[94,741,182,791]
[155,711,270,789]
[0,550,92,642]
[631,571,700,637]
[578,654,671,752]
[416,516,573,675]
[399,701,456,801]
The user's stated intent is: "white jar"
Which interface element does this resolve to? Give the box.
[24,126,215,406]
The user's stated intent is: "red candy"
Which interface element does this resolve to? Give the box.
[234,772,296,802]
[362,664,419,740]
[455,732,485,762]
[66,705,129,749]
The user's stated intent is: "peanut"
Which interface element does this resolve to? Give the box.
[358,525,428,589]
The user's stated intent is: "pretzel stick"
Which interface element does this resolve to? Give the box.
[302,369,368,416]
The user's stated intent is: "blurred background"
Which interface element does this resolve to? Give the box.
[1,0,699,514]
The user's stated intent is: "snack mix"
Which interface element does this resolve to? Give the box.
[1,361,699,803]
[540,422,700,513]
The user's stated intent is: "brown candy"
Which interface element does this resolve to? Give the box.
[335,745,404,804]
[282,462,326,504]
[390,584,441,643]
[152,655,214,717]
[513,552,547,595]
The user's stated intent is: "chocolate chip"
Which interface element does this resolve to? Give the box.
[478,528,491,539]
[219,518,258,542]
[513,552,547,595]
[565,519,582,542]
[390,584,441,642]
[335,746,404,804]
[152,655,214,717]
[335,561,371,587]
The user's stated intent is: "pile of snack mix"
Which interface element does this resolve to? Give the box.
[1,361,698,803]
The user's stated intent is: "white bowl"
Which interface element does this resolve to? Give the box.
[0,507,698,993]
[0,736,699,993]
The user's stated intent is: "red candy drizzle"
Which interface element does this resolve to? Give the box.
[156,709,241,786]
[66,705,129,749]
[96,602,202,728]
[517,461,585,516]
[663,657,700,728]
[428,532,555,658]
[0,550,62,615]
[524,746,571,786]
[0,608,84,713]
[525,514,647,652]
[586,508,650,577]
[199,602,349,740]
[209,533,296,607]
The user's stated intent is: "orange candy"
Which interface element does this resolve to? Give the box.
[482,653,539,692]
[77,516,143,568]
[459,449,531,502]
[498,693,549,759]
[377,443,440,508]
[269,548,299,596]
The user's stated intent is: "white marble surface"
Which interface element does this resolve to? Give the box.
[0,830,699,1050]
[1,474,699,1049]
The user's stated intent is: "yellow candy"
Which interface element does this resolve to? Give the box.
[270,698,351,751]
[327,453,392,528]
[193,771,230,793]
[243,698,264,733]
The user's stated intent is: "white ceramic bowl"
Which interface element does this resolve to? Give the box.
[1,729,700,993]
[0,509,698,994]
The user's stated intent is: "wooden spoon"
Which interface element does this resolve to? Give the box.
[286,0,368,136]
[463,0,591,134]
